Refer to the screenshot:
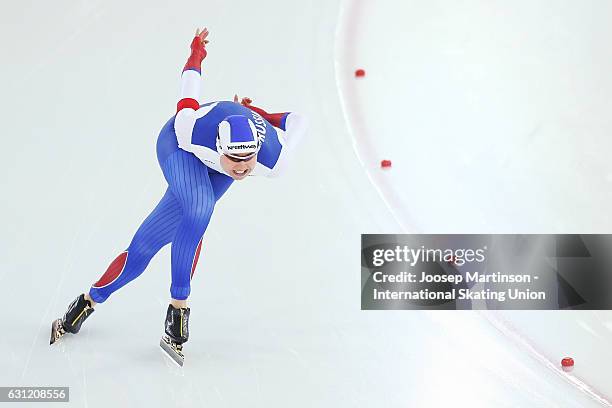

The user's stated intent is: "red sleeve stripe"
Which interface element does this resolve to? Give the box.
[266,112,289,129]
[246,104,288,128]
[176,98,200,113]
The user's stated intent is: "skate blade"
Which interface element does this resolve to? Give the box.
[50,319,64,345]
[160,337,184,367]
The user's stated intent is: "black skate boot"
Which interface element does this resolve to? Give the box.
[160,304,190,366]
[50,294,95,345]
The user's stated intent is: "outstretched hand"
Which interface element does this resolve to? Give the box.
[187,27,209,64]
[195,27,209,45]
[233,94,252,106]
[191,28,208,61]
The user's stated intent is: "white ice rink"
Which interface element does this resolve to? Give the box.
[1,0,611,406]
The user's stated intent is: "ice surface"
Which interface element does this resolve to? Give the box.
[0,0,609,406]
[336,0,612,405]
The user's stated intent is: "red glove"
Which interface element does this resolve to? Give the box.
[184,29,208,72]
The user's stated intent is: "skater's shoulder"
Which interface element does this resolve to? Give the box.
[199,100,239,109]
[202,100,252,113]
[188,101,247,118]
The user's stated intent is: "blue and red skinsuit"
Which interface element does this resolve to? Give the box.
[88,35,291,302]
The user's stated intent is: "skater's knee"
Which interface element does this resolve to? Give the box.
[127,239,161,261]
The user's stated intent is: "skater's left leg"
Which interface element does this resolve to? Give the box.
[166,169,232,311]
[208,167,234,201]
[156,151,216,360]
[166,167,233,305]
[161,150,217,302]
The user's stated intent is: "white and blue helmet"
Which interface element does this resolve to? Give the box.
[216,115,261,160]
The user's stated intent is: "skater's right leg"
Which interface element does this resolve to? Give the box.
[88,188,183,303]
[52,188,183,344]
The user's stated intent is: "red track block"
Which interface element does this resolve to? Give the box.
[561,357,574,372]
[381,159,392,169]
[355,68,366,78]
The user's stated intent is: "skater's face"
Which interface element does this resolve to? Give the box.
[220,153,257,180]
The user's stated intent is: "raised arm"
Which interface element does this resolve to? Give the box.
[177,28,209,113]
[174,28,218,152]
